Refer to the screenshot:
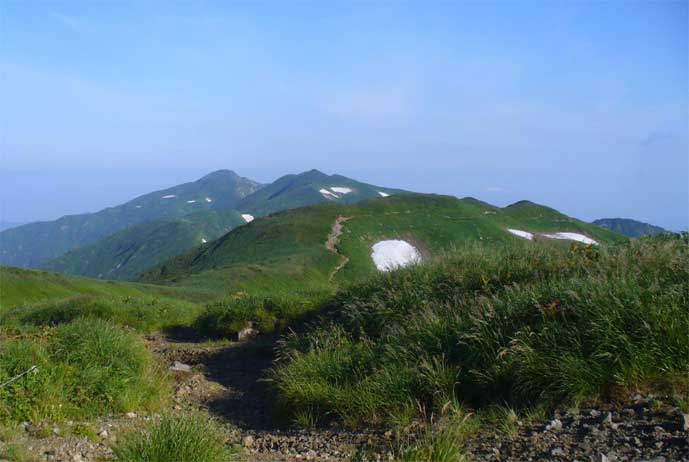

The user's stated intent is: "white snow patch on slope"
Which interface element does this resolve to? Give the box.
[135,205,142,208]
[186,200,196,203]
[371,240,422,272]
[320,188,339,199]
[201,238,207,244]
[241,214,254,223]
[205,197,212,203]
[507,229,533,240]
[330,187,353,194]
[542,232,598,245]
[161,195,176,199]
[378,191,390,197]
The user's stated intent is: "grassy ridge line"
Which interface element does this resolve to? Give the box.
[0,265,211,311]
[140,194,624,294]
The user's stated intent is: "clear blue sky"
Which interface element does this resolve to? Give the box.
[1,0,687,230]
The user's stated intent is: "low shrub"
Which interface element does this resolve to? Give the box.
[4,295,202,333]
[195,291,326,338]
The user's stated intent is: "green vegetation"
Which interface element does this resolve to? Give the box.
[142,194,623,294]
[0,169,261,268]
[194,291,327,338]
[113,412,230,462]
[593,217,669,237]
[0,318,168,423]
[0,265,208,311]
[41,210,247,280]
[3,294,202,333]
[273,235,689,427]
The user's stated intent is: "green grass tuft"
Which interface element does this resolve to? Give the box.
[113,412,230,462]
[274,236,689,427]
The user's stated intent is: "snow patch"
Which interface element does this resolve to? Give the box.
[507,229,533,240]
[205,197,212,203]
[201,238,207,244]
[241,214,254,223]
[378,191,390,197]
[371,240,422,272]
[330,186,353,194]
[135,205,142,208]
[542,232,598,245]
[161,195,176,199]
[186,200,196,203]
[320,188,339,200]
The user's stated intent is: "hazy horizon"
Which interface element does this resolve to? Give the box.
[1,1,687,230]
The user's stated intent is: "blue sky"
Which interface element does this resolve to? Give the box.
[1,0,687,229]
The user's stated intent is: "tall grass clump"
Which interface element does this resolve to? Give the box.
[2,295,203,333]
[274,236,689,427]
[0,318,168,423]
[113,412,228,462]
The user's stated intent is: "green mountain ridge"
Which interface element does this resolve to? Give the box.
[593,217,668,237]
[40,210,248,281]
[139,193,625,294]
[0,170,262,268]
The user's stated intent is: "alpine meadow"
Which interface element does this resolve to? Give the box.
[1,1,687,461]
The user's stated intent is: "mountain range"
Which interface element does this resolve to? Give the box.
[593,218,668,237]
[1,169,403,278]
[0,170,261,267]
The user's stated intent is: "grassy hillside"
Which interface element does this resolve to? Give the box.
[235,169,405,216]
[40,210,247,280]
[0,265,208,311]
[274,234,689,427]
[0,170,261,268]
[593,217,669,237]
[140,194,625,294]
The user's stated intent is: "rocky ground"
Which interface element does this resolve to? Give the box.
[3,334,688,461]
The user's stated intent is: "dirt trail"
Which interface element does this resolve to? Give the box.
[326,216,351,282]
[147,333,384,462]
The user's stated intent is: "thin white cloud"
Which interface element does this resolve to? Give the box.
[46,11,82,32]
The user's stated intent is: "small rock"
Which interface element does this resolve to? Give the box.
[243,435,255,448]
[546,419,563,431]
[98,429,108,438]
[305,450,317,461]
[52,426,60,435]
[551,447,565,457]
[682,413,689,431]
[603,412,619,430]
[237,326,259,341]
[125,412,137,419]
[595,454,609,462]
[590,409,601,418]
[169,361,192,373]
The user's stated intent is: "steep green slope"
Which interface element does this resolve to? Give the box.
[593,217,668,237]
[40,210,248,281]
[140,194,624,293]
[0,170,262,268]
[235,169,404,217]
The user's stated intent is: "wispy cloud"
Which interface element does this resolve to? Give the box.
[640,131,675,148]
[46,11,82,32]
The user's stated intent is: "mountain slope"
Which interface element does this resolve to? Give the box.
[593,218,668,237]
[40,210,249,280]
[139,194,625,293]
[235,169,404,217]
[0,170,262,268]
